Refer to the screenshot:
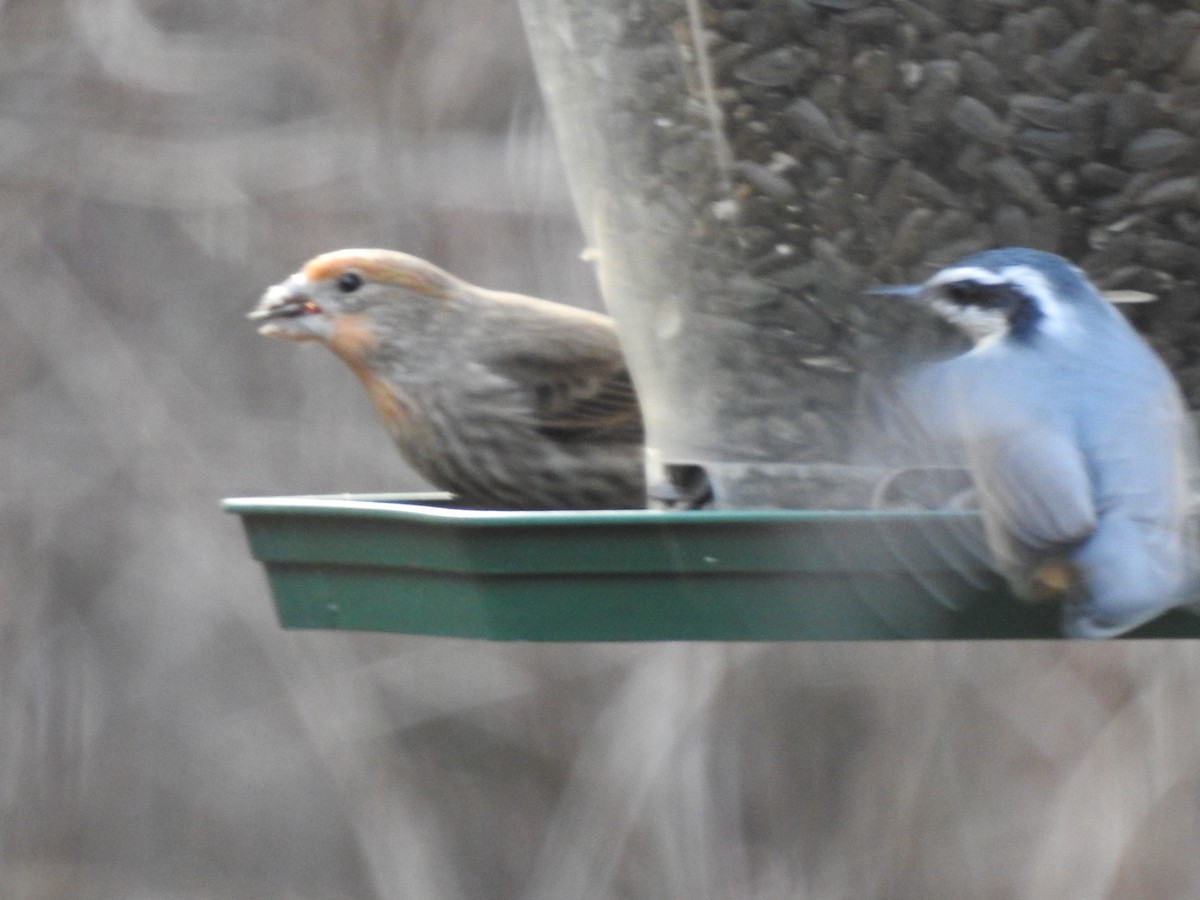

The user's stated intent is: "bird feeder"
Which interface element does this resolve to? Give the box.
[516,0,1200,506]
[228,0,1200,640]
[223,494,1200,639]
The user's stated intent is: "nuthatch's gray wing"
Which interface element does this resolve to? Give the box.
[895,356,1096,598]
[964,407,1097,592]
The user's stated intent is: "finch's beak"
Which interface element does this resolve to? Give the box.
[249,281,315,321]
[866,283,923,299]
[248,279,329,341]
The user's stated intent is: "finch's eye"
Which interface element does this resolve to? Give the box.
[336,271,364,293]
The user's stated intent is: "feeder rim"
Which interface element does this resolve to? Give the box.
[221,492,978,528]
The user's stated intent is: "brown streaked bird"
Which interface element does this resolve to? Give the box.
[249,248,646,509]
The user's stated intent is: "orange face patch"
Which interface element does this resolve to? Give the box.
[326,312,378,363]
[325,313,410,433]
[302,249,454,299]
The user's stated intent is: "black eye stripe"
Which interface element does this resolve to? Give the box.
[943,280,1010,308]
[336,271,364,293]
[937,278,1043,342]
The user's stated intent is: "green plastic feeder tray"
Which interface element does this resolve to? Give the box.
[222,493,1200,641]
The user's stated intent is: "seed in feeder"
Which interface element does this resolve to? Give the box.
[1134,175,1200,209]
[782,97,846,151]
[1121,128,1195,171]
[987,156,1053,212]
[950,95,1011,148]
[1015,128,1081,162]
[1096,0,1135,64]
[1009,93,1075,130]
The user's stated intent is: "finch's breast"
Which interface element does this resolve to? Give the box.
[326,313,410,434]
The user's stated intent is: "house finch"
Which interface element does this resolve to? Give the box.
[250,249,646,510]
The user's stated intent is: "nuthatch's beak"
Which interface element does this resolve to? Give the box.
[866,283,923,298]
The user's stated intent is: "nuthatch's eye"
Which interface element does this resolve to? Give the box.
[336,271,364,293]
[945,281,980,305]
[944,280,1009,309]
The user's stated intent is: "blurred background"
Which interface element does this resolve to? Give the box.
[5,1,1200,897]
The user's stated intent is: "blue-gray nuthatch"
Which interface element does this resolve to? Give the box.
[870,247,1200,638]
